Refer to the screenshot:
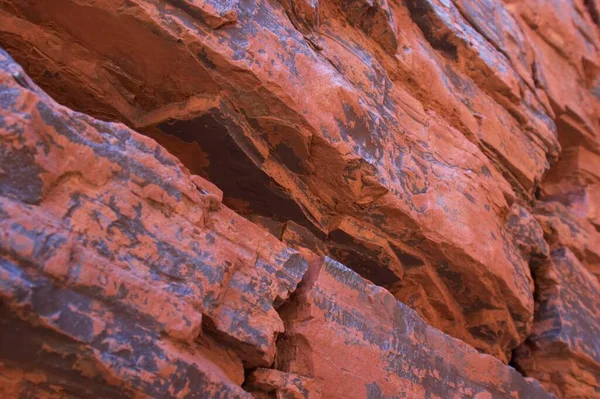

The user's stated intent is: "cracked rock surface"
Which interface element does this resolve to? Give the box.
[0,0,599,397]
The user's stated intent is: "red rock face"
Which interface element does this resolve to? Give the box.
[0,0,599,397]
[513,249,600,399]
[0,49,304,396]
[0,0,545,362]
[278,257,553,399]
[0,48,553,399]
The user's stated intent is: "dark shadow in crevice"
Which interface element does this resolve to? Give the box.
[146,108,323,238]
[584,0,600,26]
[325,228,401,289]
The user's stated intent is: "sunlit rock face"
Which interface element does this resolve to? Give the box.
[0,0,599,397]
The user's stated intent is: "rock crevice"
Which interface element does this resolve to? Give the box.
[0,0,599,397]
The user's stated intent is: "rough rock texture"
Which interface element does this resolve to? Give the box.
[0,49,305,397]
[277,257,553,399]
[513,249,600,399]
[0,49,554,399]
[0,0,599,397]
[0,0,559,363]
[533,201,600,281]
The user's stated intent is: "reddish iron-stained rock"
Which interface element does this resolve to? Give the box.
[0,49,558,398]
[506,0,600,233]
[0,48,307,396]
[244,368,322,399]
[276,257,554,399]
[533,201,600,281]
[506,205,550,264]
[0,268,251,399]
[542,146,600,231]
[507,0,600,137]
[512,249,600,398]
[399,0,559,198]
[0,0,599,396]
[0,0,557,362]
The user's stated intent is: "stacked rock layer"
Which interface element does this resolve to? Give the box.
[0,0,598,398]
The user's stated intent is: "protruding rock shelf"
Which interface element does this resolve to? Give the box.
[0,46,551,399]
[0,0,599,397]
[278,257,553,399]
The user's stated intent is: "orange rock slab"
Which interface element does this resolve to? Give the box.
[0,0,553,361]
[513,249,600,398]
[0,45,558,399]
[277,257,554,399]
[0,48,305,397]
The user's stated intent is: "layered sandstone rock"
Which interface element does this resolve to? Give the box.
[513,249,600,399]
[0,48,304,396]
[277,257,553,399]
[533,201,600,281]
[0,0,599,397]
[0,49,554,398]
[501,1,600,397]
[0,0,560,362]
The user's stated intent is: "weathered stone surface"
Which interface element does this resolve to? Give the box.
[244,368,322,399]
[542,146,600,231]
[513,249,600,398]
[0,266,250,399]
[0,0,600,396]
[0,48,307,396]
[404,0,559,194]
[534,201,600,281]
[277,257,554,399]
[508,0,600,135]
[0,0,556,362]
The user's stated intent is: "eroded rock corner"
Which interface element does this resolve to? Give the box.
[0,0,599,397]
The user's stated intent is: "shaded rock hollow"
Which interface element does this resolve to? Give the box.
[0,0,599,398]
